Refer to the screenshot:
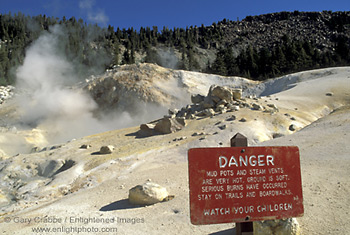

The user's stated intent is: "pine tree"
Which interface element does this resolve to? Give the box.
[122,49,130,64]
[113,42,120,65]
[211,48,228,76]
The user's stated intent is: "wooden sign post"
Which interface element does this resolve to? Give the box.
[231,133,253,235]
[188,133,303,234]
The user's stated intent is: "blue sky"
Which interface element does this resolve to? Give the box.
[1,0,349,30]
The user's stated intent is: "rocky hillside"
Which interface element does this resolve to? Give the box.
[217,11,350,53]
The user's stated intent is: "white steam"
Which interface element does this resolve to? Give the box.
[158,48,179,69]
[15,26,98,142]
[14,25,164,145]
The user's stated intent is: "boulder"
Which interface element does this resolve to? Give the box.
[128,182,169,205]
[253,218,301,235]
[209,85,233,102]
[154,117,186,134]
[100,145,115,154]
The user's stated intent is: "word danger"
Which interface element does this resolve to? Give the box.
[219,155,275,168]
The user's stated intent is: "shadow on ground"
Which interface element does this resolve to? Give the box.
[209,228,236,235]
[99,199,145,211]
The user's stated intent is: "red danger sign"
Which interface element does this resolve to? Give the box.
[188,146,304,225]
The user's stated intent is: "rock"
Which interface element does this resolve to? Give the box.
[192,132,205,136]
[266,103,279,113]
[128,182,169,205]
[273,133,285,138]
[139,123,156,136]
[140,123,155,131]
[80,144,92,149]
[226,115,236,121]
[239,117,247,122]
[188,104,202,113]
[154,117,185,134]
[209,85,233,102]
[186,113,196,119]
[267,103,278,109]
[217,99,228,106]
[173,136,187,141]
[202,96,215,108]
[211,95,221,104]
[253,218,301,235]
[175,117,186,126]
[289,124,297,131]
[227,104,240,111]
[175,108,187,118]
[191,94,205,104]
[168,109,179,115]
[219,109,227,114]
[240,102,251,108]
[326,92,334,96]
[100,145,115,154]
[31,146,42,153]
[232,88,242,100]
[252,103,264,111]
[38,160,65,177]
[197,108,215,117]
[50,145,62,150]
[59,186,71,195]
[215,104,227,113]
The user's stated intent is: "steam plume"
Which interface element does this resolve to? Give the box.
[15,25,99,142]
[14,25,165,146]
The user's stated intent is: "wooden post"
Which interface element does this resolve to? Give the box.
[231,133,254,235]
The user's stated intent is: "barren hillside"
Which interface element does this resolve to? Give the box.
[0,65,349,234]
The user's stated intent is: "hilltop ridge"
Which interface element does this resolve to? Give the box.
[0,11,349,84]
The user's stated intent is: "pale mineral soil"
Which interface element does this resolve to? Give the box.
[0,67,349,235]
